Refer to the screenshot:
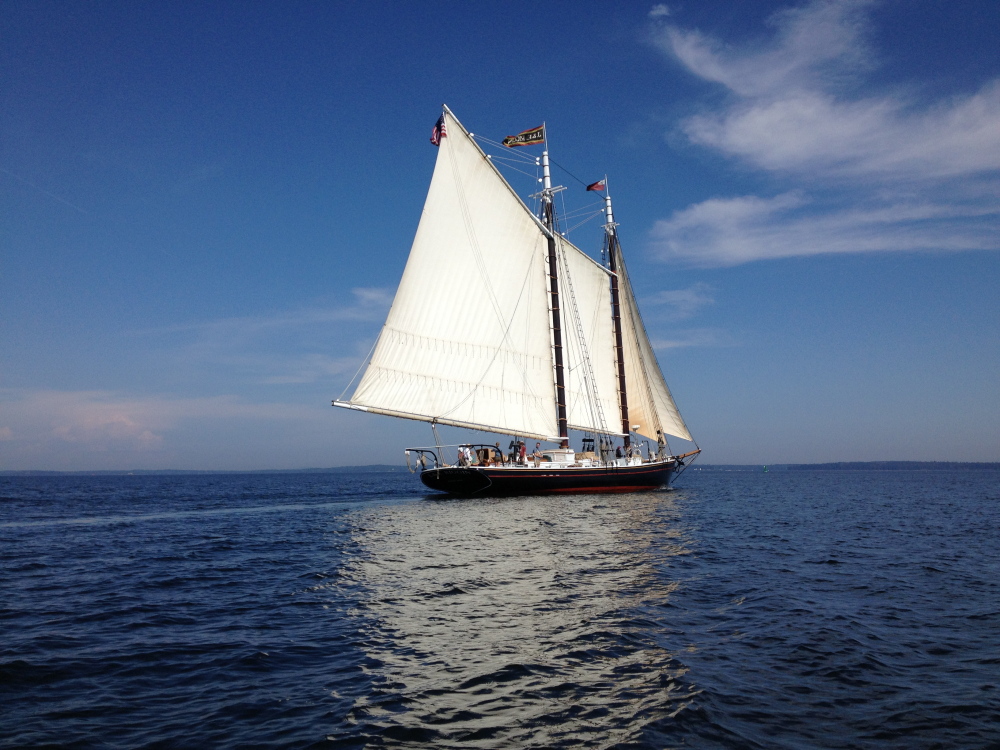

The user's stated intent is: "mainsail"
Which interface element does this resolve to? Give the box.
[346,108,558,439]
[339,106,693,445]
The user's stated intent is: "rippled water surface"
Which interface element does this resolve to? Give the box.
[2,470,998,748]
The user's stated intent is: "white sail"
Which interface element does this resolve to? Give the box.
[345,109,559,440]
[558,237,620,435]
[617,254,694,442]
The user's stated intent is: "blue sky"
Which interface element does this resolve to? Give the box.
[2,0,998,470]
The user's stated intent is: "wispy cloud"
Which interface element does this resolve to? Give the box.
[651,328,732,350]
[644,282,715,319]
[163,287,391,342]
[146,287,391,386]
[649,0,1000,265]
[259,354,368,385]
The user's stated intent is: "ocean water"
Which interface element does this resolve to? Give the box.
[1,469,998,749]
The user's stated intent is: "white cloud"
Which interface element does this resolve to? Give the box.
[651,192,998,266]
[649,4,671,19]
[680,83,1000,180]
[650,0,1000,265]
[659,0,874,99]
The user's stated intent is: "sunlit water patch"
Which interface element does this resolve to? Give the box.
[331,494,696,747]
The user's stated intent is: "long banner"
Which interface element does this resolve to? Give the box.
[502,125,545,148]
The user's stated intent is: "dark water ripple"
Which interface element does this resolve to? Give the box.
[1,470,998,748]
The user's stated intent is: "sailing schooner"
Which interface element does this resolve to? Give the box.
[334,106,699,495]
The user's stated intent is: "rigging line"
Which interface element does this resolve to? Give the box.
[618,249,690,441]
[447,159,551,429]
[449,147,512,334]
[558,237,609,434]
[408,442,529,449]
[471,135,538,163]
[337,330,382,401]
[436,245,548,424]
[564,210,606,235]
[557,189,568,236]
[484,157,540,181]
[443,144,550,420]
[485,151,540,169]
[618,254,660,429]
[560,267,596,430]
[561,206,605,222]
[560,210,600,225]
[548,156,590,188]
[558,201,605,219]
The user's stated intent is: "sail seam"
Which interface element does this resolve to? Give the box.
[359,365,551,407]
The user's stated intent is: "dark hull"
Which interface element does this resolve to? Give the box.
[419,460,677,497]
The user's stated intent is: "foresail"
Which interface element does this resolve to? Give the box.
[558,237,620,435]
[347,109,559,440]
[617,255,693,442]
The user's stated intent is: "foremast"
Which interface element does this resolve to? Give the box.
[539,147,570,449]
[604,192,631,448]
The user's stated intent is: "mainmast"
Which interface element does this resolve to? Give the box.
[540,147,570,448]
[604,192,631,448]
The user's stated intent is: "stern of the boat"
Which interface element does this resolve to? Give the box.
[419,466,493,495]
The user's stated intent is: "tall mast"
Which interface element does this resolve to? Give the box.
[540,146,569,448]
[605,192,631,448]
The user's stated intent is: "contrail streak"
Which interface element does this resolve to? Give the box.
[0,166,90,215]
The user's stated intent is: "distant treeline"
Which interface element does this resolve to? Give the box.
[694,462,1000,472]
[0,465,405,477]
[787,461,1000,471]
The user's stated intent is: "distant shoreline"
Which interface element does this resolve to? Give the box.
[0,465,405,477]
[2,461,999,476]
[691,461,1000,472]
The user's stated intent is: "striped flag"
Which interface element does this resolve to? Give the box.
[502,125,545,148]
[586,179,606,192]
[430,115,447,146]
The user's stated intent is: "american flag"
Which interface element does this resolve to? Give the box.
[586,179,606,192]
[430,114,447,146]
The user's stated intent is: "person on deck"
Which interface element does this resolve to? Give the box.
[616,445,624,459]
[518,442,527,465]
[493,442,504,465]
[657,430,668,460]
[533,443,544,466]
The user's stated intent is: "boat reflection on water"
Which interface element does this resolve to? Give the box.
[334,492,698,746]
